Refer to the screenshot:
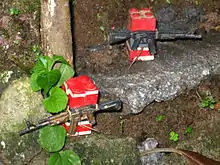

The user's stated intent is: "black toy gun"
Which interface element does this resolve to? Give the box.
[108,29,202,54]
[109,28,202,45]
[19,99,122,136]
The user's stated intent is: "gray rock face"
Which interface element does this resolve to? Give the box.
[66,133,141,165]
[0,77,49,165]
[138,138,163,165]
[90,35,220,114]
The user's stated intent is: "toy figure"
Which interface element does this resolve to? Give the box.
[19,75,122,136]
[109,8,202,62]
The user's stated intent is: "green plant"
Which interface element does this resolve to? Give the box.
[32,44,42,56]
[9,8,20,16]
[156,115,165,121]
[166,0,171,4]
[200,96,216,109]
[97,13,107,41]
[169,131,179,142]
[195,0,200,5]
[14,39,20,45]
[184,127,193,135]
[30,55,81,165]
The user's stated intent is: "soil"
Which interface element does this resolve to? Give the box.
[0,0,220,158]
[0,0,40,73]
[95,75,220,147]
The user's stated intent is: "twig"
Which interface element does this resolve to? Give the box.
[82,125,100,133]
[128,48,143,70]
[139,148,181,157]
[195,90,202,101]
[27,148,43,165]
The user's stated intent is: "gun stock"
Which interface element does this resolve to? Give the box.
[108,29,131,45]
[19,113,69,136]
[19,121,50,136]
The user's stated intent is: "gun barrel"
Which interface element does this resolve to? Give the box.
[72,99,122,113]
[157,33,202,40]
[19,113,69,136]
[98,99,122,112]
[19,121,50,136]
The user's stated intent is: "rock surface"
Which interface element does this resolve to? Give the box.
[0,77,49,165]
[66,133,141,165]
[90,35,220,114]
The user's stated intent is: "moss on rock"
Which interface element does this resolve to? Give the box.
[66,133,141,165]
[0,77,49,164]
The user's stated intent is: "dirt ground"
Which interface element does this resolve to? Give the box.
[95,75,220,147]
[1,0,220,154]
[0,0,40,72]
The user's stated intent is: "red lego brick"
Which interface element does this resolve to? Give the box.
[63,120,92,136]
[62,75,99,109]
[61,75,98,136]
[128,8,156,32]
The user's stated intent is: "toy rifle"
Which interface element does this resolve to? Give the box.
[19,99,122,136]
[108,28,202,54]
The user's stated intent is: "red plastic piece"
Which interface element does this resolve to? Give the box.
[63,120,92,136]
[62,75,99,109]
[126,8,156,61]
[61,75,99,136]
[127,46,154,61]
[128,8,156,32]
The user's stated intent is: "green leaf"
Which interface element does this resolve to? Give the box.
[211,99,216,104]
[185,127,193,134]
[100,26,105,32]
[32,44,41,53]
[39,125,66,152]
[43,87,68,113]
[48,150,81,165]
[56,64,75,87]
[37,70,61,94]
[200,101,208,108]
[169,131,179,141]
[48,153,62,165]
[30,72,42,91]
[38,56,53,70]
[156,115,165,121]
[48,55,70,71]
[9,8,20,16]
[32,59,47,74]
[166,0,171,4]
[209,104,215,109]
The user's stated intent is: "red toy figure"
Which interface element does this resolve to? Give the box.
[127,8,156,61]
[109,8,202,62]
[62,75,99,136]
